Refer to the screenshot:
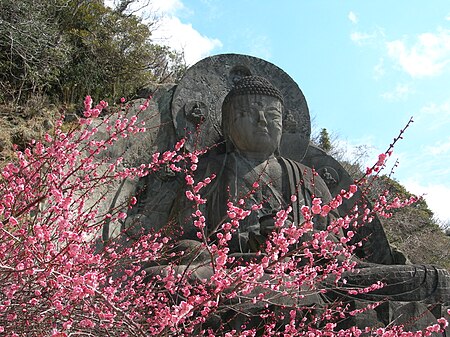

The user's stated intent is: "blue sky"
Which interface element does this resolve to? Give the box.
[114,0,450,223]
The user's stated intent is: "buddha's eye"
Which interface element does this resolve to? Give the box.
[266,109,281,121]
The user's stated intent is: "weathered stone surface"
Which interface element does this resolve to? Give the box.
[91,84,177,242]
[302,143,396,265]
[391,302,442,336]
[171,53,310,161]
[338,299,384,330]
[95,83,176,168]
[342,264,450,303]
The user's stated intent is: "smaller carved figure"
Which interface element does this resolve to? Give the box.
[321,167,337,186]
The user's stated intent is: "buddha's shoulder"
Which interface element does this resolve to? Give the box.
[195,152,229,176]
[278,156,331,200]
[277,157,314,175]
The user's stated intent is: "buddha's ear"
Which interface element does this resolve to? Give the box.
[222,125,236,153]
[275,104,283,157]
[226,140,235,153]
[274,147,280,157]
[221,100,234,153]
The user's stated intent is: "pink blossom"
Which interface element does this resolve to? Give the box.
[190,153,199,164]
[44,133,53,142]
[8,216,18,226]
[79,319,95,328]
[438,317,448,329]
[174,138,185,151]
[320,204,331,216]
[130,197,137,205]
[216,252,227,266]
[185,190,194,200]
[311,204,321,214]
[301,205,311,221]
[377,153,387,166]
[427,324,442,333]
[185,175,194,185]
[4,193,14,206]
[84,95,92,111]
[312,197,322,205]
[61,197,72,210]
[7,313,17,321]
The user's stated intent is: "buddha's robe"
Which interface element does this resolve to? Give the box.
[175,151,333,253]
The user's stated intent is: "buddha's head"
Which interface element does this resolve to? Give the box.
[222,76,284,159]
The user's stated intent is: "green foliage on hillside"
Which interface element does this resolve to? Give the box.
[311,133,450,269]
[0,0,186,104]
[371,175,450,269]
[347,163,450,268]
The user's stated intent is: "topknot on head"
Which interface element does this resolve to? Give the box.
[223,76,284,105]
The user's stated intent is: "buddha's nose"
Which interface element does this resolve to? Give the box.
[257,111,267,126]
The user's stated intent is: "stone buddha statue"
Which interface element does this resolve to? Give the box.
[121,64,449,332]
[173,75,332,254]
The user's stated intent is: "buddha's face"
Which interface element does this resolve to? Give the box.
[227,94,283,158]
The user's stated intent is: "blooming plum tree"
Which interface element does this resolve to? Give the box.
[0,97,447,336]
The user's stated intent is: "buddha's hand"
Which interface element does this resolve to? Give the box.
[248,231,266,252]
[259,215,276,237]
[259,215,292,237]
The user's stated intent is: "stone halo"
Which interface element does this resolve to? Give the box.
[171,53,311,161]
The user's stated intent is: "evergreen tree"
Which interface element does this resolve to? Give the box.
[319,127,332,152]
[0,0,186,103]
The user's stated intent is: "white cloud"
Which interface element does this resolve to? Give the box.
[348,11,358,24]
[149,0,184,15]
[326,136,380,171]
[418,101,450,130]
[425,137,450,156]
[350,31,377,45]
[373,58,385,79]
[386,28,450,77]
[104,0,183,15]
[381,83,413,101]
[247,34,272,60]
[104,0,222,65]
[350,28,385,46]
[403,179,450,223]
[151,16,222,65]
[421,101,450,115]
